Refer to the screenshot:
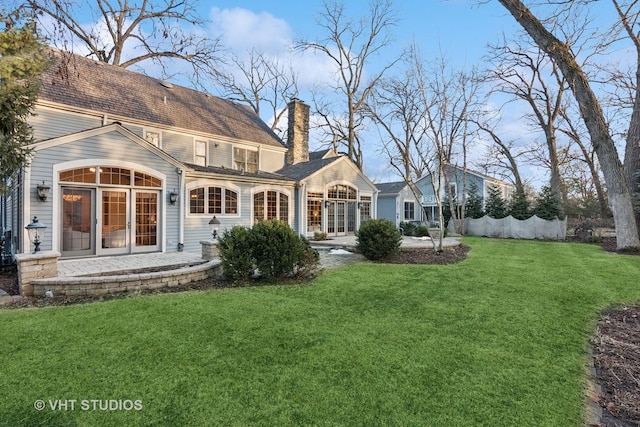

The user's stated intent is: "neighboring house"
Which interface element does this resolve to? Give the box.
[1,50,377,259]
[376,181,422,227]
[415,164,514,224]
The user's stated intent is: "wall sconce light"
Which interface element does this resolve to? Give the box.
[324,200,330,208]
[169,189,179,205]
[357,202,362,209]
[25,216,46,253]
[36,181,51,202]
[209,215,221,240]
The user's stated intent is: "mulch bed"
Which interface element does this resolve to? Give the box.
[0,239,638,426]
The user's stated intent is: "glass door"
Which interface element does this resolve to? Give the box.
[99,189,130,255]
[133,190,160,253]
[336,202,346,235]
[61,188,95,257]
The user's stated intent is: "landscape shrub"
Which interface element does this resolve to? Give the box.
[217,226,254,282]
[250,220,319,281]
[356,219,402,261]
[414,225,430,237]
[218,220,320,282]
[313,231,328,241]
[399,221,417,236]
[295,237,321,279]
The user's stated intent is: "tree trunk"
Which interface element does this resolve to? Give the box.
[498,0,640,250]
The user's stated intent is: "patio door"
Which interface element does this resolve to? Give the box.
[99,189,130,255]
[133,190,160,253]
[61,188,96,257]
[327,201,347,236]
[98,189,161,255]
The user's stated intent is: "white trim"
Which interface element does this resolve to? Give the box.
[143,128,162,148]
[250,185,293,227]
[184,180,242,218]
[52,159,167,254]
[194,138,208,166]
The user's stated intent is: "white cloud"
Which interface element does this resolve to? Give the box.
[209,7,291,55]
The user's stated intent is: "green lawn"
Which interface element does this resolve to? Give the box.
[1,237,639,426]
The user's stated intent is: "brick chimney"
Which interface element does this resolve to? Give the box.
[287,98,310,165]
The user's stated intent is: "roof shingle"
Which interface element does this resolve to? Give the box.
[39,50,285,149]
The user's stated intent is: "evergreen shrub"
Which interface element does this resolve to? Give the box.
[218,226,254,282]
[356,219,402,261]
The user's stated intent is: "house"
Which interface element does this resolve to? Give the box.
[1,50,378,259]
[376,181,423,227]
[415,164,514,224]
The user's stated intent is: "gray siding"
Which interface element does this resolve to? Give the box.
[261,149,285,172]
[162,130,193,163]
[211,141,233,168]
[31,107,102,142]
[377,195,397,225]
[303,160,375,191]
[28,130,181,253]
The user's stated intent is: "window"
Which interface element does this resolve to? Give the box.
[307,192,323,233]
[327,184,357,200]
[253,190,288,223]
[189,186,238,215]
[190,188,205,214]
[145,131,160,147]
[359,195,372,224]
[195,140,207,166]
[60,168,160,187]
[234,147,258,173]
[404,201,415,220]
[100,167,131,185]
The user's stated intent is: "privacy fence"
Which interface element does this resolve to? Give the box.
[449,215,567,240]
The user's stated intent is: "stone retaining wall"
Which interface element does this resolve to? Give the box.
[15,251,60,296]
[30,260,222,297]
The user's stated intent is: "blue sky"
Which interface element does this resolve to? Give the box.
[33,0,623,186]
[198,1,523,182]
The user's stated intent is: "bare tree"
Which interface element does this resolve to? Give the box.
[212,49,299,139]
[296,0,400,170]
[558,105,610,217]
[364,55,429,180]
[497,0,640,250]
[24,0,224,83]
[472,114,526,191]
[486,37,569,204]
[419,57,482,235]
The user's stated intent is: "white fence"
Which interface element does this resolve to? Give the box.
[451,215,567,240]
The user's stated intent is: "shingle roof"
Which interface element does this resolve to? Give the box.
[309,149,334,161]
[185,163,296,182]
[376,181,408,194]
[277,157,341,181]
[39,50,285,149]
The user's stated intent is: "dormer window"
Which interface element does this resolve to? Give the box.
[144,130,160,147]
[234,147,258,173]
[195,140,207,166]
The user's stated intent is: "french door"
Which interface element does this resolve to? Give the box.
[61,187,160,257]
[327,201,350,236]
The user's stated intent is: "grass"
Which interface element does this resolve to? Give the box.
[1,237,640,426]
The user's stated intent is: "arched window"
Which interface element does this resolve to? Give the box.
[254,190,288,223]
[189,186,238,215]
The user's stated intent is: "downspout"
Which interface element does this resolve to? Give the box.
[177,168,184,251]
[298,182,305,235]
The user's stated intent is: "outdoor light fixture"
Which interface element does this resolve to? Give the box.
[357,202,362,210]
[169,189,179,205]
[36,181,51,202]
[324,200,330,208]
[209,215,221,240]
[25,216,46,253]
